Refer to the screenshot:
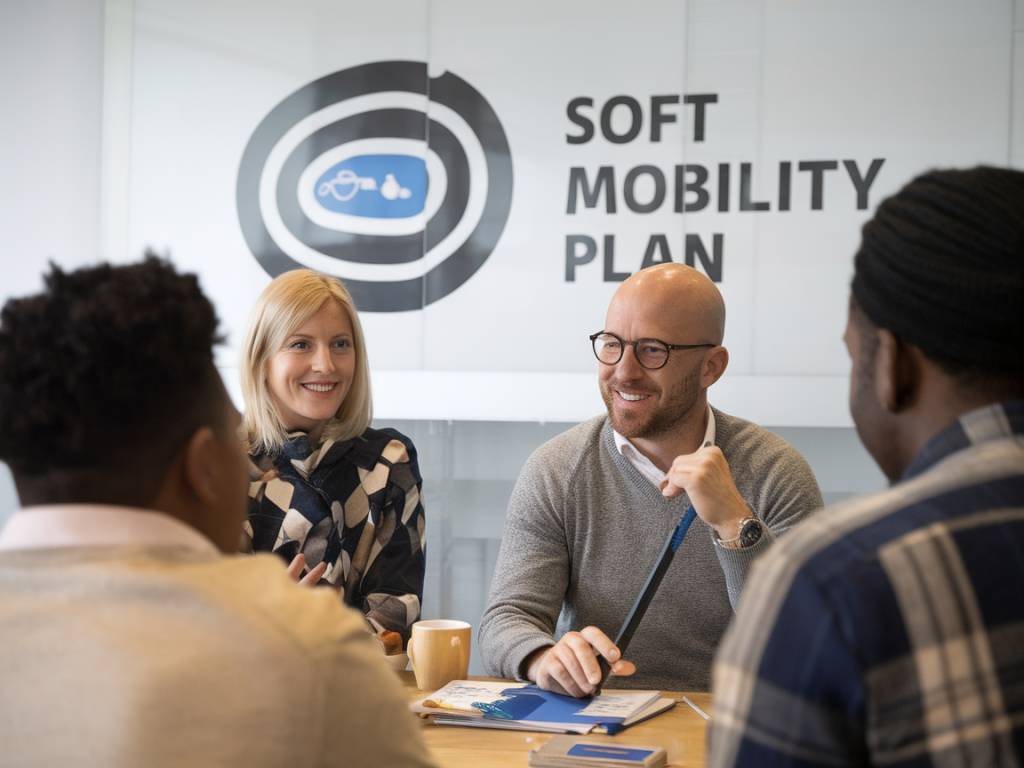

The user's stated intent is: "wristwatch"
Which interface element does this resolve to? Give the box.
[715,516,764,550]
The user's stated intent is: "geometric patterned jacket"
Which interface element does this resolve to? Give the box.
[243,426,425,642]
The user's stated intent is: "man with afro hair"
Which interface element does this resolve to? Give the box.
[0,256,436,767]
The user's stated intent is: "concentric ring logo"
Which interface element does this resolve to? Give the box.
[237,60,513,311]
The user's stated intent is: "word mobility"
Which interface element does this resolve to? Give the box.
[567,159,885,215]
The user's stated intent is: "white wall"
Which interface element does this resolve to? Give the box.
[109,0,1024,430]
[0,0,106,521]
[0,0,104,289]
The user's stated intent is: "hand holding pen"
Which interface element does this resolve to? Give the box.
[526,443,735,699]
[524,626,636,698]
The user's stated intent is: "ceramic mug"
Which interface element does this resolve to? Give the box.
[408,619,471,690]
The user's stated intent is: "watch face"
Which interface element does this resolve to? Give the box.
[740,519,763,547]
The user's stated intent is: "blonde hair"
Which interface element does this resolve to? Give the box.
[241,270,372,455]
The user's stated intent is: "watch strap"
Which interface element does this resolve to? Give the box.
[716,516,763,549]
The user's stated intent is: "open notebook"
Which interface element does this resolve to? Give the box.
[410,680,676,735]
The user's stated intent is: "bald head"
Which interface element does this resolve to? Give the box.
[607,264,725,345]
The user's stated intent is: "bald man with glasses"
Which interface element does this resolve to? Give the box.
[479,264,823,696]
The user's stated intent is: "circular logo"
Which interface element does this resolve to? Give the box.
[237,60,513,312]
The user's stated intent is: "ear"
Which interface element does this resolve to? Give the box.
[874,329,918,413]
[701,346,729,388]
[181,426,222,506]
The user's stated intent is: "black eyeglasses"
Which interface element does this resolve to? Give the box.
[589,331,715,370]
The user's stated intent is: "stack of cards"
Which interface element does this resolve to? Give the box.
[529,735,667,767]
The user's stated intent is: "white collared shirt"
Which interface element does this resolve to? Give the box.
[0,504,219,554]
[612,404,717,488]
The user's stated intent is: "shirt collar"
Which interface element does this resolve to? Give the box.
[0,504,220,555]
[612,403,717,460]
[903,400,1024,481]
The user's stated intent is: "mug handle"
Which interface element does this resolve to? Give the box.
[408,638,417,671]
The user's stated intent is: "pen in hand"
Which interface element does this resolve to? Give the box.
[593,440,713,697]
[592,503,700,695]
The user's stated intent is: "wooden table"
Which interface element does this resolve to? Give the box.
[402,672,711,767]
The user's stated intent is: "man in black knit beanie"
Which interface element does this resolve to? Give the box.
[711,166,1024,767]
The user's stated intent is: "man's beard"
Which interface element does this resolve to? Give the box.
[601,366,702,440]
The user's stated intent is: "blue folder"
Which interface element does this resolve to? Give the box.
[472,685,640,735]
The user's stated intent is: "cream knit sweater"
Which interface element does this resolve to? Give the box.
[0,545,435,767]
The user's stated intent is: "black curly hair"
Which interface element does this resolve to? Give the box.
[852,166,1024,397]
[0,255,226,506]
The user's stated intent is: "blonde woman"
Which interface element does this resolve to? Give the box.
[241,269,424,644]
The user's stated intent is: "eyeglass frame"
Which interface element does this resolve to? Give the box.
[589,330,716,370]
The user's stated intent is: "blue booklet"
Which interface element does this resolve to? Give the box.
[412,681,673,735]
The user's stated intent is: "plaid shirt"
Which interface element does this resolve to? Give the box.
[711,401,1024,767]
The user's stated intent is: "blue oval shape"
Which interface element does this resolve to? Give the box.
[314,154,427,219]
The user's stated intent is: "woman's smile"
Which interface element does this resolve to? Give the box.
[268,300,356,434]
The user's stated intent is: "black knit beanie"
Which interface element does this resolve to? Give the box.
[851,166,1024,376]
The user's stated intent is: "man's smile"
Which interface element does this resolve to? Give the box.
[615,389,652,402]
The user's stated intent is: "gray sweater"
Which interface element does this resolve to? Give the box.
[479,408,823,691]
